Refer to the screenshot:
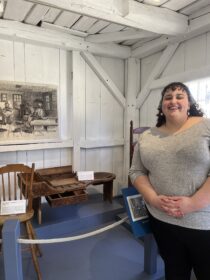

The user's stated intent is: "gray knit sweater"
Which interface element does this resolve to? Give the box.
[129,118,210,229]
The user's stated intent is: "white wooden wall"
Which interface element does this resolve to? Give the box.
[140,31,210,126]
[0,39,72,168]
[0,38,125,196]
[80,55,125,195]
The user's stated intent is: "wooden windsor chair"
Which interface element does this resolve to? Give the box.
[0,163,42,280]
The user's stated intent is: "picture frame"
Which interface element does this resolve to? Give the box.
[127,194,148,222]
[122,187,151,238]
[0,81,59,145]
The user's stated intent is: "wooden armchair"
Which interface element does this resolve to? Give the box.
[0,163,42,280]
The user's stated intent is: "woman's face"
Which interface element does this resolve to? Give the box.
[161,88,190,121]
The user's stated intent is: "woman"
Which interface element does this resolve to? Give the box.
[129,82,210,280]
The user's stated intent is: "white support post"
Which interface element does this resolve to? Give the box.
[72,51,85,171]
[123,57,140,185]
[136,43,179,109]
[81,51,126,108]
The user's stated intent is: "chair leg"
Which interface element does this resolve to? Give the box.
[28,221,42,257]
[26,221,42,280]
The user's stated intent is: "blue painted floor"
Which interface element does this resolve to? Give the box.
[1,190,166,280]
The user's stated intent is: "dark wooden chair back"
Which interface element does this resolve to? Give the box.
[129,121,150,186]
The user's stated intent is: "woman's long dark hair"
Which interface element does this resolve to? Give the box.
[156,82,204,127]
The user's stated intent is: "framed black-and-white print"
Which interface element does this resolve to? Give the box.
[127,194,148,222]
[0,81,59,145]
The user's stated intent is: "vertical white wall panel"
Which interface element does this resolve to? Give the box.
[140,89,161,127]
[85,149,101,171]
[141,52,161,88]
[100,56,125,93]
[162,43,185,77]
[0,39,14,80]
[80,149,86,170]
[100,148,113,172]
[43,149,61,167]
[16,151,27,164]
[100,85,115,139]
[27,150,44,169]
[207,32,210,62]
[60,148,72,166]
[59,49,72,140]
[184,34,207,71]
[112,146,124,196]
[14,41,25,82]
[42,47,60,84]
[85,63,101,140]
[25,44,45,83]
[0,152,17,166]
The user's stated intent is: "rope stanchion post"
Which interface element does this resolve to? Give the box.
[2,220,23,280]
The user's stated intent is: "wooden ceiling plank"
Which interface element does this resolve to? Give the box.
[180,0,210,15]
[81,51,126,108]
[4,0,34,21]
[42,7,60,23]
[86,29,156,43]
[24,4,49,25]
[87,20,110,34]
[71,16,97,32]
[0,19,130,58]
[54,11,81,28]
[99,23,125,33]
[162,0,198,11]
[24,0,188,35]
[189,5,210,20]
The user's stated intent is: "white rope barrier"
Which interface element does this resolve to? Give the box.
[18,216,128,245]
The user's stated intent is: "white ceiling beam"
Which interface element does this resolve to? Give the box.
[81,51,126,108]
[132,35,169,58]
[24,0,188,35]
[143,0,168,6]
[136,43,179,109]
[150,64,210,90]
[86,29,156,43]
[41,22,88,37]
[132,13,210,58]
[0,19,130,59]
